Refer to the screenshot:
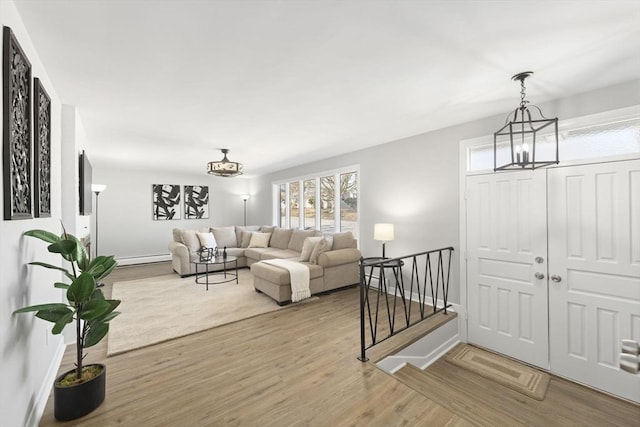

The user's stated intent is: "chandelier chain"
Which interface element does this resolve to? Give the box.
[519,78,529,109]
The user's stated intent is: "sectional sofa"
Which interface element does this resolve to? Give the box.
[168,225,361,304]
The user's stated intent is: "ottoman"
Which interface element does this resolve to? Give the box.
[250,261,324,305]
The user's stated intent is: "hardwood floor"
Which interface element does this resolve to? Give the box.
[39,262,639,426]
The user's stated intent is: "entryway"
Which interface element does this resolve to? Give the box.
[465,159,640,403]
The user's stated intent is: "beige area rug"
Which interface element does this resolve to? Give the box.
[446,345,550,400]
[108,269,316,356]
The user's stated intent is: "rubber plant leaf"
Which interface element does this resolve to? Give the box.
[51,310,74,334]
[28,262,73,280]
[66,272,96,305]
[35,307,74,323]
[84,322,109,348]
[23,229,60,244]
[79,299,111,320]
[13,303,69,315]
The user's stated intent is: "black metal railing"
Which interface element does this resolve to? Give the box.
[358,247,454,362]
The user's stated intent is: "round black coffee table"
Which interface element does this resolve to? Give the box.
[193,255,238,290]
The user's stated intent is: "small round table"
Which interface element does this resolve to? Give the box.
[193,255,239,290]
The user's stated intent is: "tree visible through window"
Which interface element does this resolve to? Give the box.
[340,172,358,236]
[320,176,335,233]
[304,179,315,229]
[274,168,359,238]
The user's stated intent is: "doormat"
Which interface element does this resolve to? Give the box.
[446,344,550,400]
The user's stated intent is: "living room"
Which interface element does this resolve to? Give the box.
[2,1,639,425]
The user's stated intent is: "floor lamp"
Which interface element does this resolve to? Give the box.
[241,194,250,226]
[92,184,107,259]
[374,223,394,258]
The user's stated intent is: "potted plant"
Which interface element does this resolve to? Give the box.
[13,227,120,421]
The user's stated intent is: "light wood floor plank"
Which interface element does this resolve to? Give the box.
[38,262,638,426]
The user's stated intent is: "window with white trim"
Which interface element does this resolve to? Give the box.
[274,167,359,239]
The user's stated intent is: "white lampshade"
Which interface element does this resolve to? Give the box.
[241,194,250,201]
[92,184,107,193]
[374,223,394,242]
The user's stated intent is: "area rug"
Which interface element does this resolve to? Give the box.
[446,345,550,400]
[107,269,316,356]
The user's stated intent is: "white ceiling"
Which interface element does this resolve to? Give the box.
[13,0,640,177]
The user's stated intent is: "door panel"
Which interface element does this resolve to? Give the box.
[466,171,549,368]
[548,160,640,403]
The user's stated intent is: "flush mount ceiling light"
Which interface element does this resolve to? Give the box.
[207,148,243,177]
[494,71,559,171]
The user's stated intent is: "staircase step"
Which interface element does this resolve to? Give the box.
[365,310,457,363]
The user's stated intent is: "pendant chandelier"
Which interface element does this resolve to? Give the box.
[207,148,243,177]
[494,71,559,171]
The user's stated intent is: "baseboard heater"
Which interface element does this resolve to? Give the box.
[115,254,171,266]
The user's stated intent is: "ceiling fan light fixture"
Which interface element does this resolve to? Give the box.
[207,148,243,177]
[494,71,560,171]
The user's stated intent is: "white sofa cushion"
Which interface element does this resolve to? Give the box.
[300,236,323,262]
[197,232,217,249]
[249,232,271,248]
[309,238,331,264]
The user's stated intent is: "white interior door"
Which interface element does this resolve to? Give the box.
[548,160,640,403]
[466,171,549,369]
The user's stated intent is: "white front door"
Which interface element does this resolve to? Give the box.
[466,171,549,369]
[548,160,640,403]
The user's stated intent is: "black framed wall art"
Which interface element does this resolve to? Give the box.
[3,26,33,220]
[152,184,181,220]
[184,185,209,219]
[33,77,51,217]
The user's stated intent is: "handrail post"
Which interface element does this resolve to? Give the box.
[358,257,368,362]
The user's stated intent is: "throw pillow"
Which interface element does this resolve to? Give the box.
[240,231,253,248]
[235,225,260,247]
[309,238,330,265]
[197,232,217,249]
[211,226,237,248]
[300,236,323,262]
[331,231,355,250]
[249,232,271,248]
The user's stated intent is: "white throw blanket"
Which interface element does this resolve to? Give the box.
[262,259,311,302]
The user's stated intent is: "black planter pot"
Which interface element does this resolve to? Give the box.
[54,364,106,421]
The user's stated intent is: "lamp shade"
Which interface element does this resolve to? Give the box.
[91,184,107,193]
[374,223,394,242]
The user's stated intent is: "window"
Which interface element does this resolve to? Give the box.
[274,167,359,239]
[320,175,335,233]
[340,172,358,236]
[279,184,286,227]
[303,179,316,229]
[289,181,300,229]
[467,113,640,172]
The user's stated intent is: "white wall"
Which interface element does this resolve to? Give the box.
[0,2,66,425]
[250,79,640,305]
[92,163,252,262]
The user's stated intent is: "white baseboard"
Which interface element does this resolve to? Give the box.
[376,317,459,374]
[115,254,171,266]
[28,338,66,427]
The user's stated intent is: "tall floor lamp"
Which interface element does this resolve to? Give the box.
[374,223,394,258]
[92,184,107,259]
[241,194,250,226]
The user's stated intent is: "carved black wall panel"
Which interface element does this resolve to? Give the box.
[152,184,181,220]
[3,26,32,220]
[184,185,209,219]
[34,78,51,217]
